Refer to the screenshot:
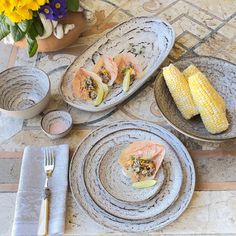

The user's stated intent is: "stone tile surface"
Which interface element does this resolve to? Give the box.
[176,32,200,49]
[159,0,222,29]
[172,16,210,38]
[1,191,236,235]
[0,0,236,235]
[0,128,91,152]
[186,0,236,20]
[0,42,12,71]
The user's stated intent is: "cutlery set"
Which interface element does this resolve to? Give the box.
[38,149,55,236]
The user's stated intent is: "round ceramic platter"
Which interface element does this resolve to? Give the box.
[84,128,183,220]
[60,16,175,112]
[154,56,236,142]
[70,121,195,232]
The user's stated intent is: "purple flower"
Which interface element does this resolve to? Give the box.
[39,5,54,20]
[50,0,67,20]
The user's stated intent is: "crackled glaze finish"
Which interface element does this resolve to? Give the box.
[2,0,236,234]
[155,56,236,142]
[84,128,183,220]
[0,66,50,119]
[41,110,72,139]
[60,16,175,112]
[69,121,195,232]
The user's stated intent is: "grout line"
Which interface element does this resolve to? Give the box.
[0,149,235,159]
[2,181,236,193]
[173,11,236,62]
[0,152,22,159]
[190,12,236,52]
[102,0,134,17]
[155,0,180,16]
[183,0,224,21]
[183,14,213,31]
[175,31,201,51]
[169,13,186,24]
[196,182,236,191]
[175,41,193,51]
[0,184,18,193]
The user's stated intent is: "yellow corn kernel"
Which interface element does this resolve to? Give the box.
[183,64,226,111]
[183,64,200,79]
[188,72,229,134]
[162,64,199,119]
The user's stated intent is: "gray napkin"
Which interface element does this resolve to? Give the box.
[12,144,69,236]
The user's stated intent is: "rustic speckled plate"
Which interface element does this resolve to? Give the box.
[60,16,175,112]
[69,121,195,232]
[154,56,236,142]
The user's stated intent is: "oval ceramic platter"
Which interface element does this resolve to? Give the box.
[154,56,236,142]
[60,16,175,112]
[70,121,195,232]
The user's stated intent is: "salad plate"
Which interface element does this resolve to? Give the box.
[60,16,175,112]
[154,56,236,142]
[69,121,195,232]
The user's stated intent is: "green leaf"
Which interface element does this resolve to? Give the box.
[10,24,26,41]
[33,17,44,37]
[27,36,38,58]
[18,20,32,32]
[67,0,80,11]
[27,23,39,39]
[5,17,14,26]
[0,15,10,40]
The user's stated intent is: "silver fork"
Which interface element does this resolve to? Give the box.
[37,148,55,236]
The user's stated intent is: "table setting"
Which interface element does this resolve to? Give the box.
[0,0,236,235]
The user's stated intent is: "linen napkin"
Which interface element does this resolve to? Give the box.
[12,144,69,236]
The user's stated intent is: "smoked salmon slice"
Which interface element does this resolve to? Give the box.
[119,141,165,183]
[72,68,108,106]
[93,55,118,86]
[114,53,143,85]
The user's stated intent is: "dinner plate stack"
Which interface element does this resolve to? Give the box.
[69,121,195,232]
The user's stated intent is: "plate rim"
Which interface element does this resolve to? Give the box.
[83,127,184,220]
[69,120,196,232]
[59,16,175,112]
[154,55,236,143]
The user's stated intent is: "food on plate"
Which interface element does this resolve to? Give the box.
[114,53,143,92]
[72,52,143,106]
[188,72,229,134]
[162,63,229,134]
[183,64,226,112]
[132,179,157,189]
[72,68,108,106]
[182,64,200,79]
[162,64,199,119]
[93,55,118,86]
[119,141,165,188]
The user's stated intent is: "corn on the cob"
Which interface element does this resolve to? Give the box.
[183,64,200,79]
[183,64,226,111]
[188,72,229,134]
[162,64,199,119]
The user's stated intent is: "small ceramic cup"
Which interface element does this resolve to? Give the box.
[41,110,73,139]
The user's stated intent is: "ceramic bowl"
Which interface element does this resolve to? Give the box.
[41,110,72,139]
[154,56,236,142]
[0,66,50,119]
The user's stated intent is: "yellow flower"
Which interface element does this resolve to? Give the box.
[1,0,49,23]
[4,11,22,23]
[0,1,13,14]
[16,7,33,20]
